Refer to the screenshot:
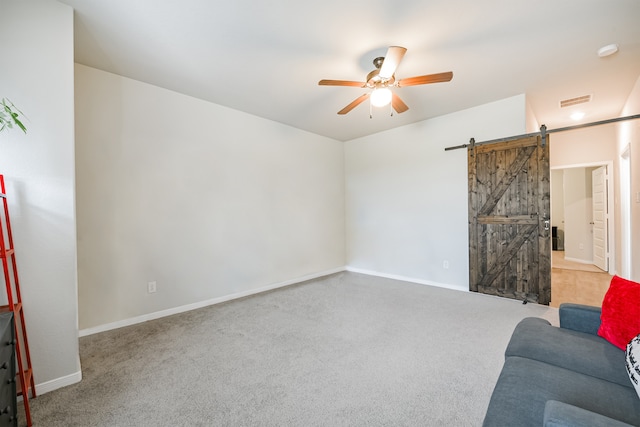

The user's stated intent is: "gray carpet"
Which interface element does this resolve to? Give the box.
[20,272,558,426]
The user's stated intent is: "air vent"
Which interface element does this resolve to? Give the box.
[560,95,592,108]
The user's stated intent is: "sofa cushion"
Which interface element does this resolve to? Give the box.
[482,356,640,427]
[558,303,601,335]
[543,400,635,427]
[505,317,630,388]
[626,333,640,399]
[598,275,640,350]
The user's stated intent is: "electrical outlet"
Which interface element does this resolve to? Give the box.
[147,281,157,293]
[579,243,584,250]
[443,260,449,269]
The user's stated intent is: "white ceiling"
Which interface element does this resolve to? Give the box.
[58,0,640,141]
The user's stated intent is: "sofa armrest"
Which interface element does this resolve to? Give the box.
[544,400,634,427]
[558,303,601,335]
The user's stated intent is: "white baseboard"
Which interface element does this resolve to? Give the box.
[79,267,346,337]
[68,266,462,396]
[37,266,456,395]
[564,256,594,265]
[345,266,467,293]
[34,370,82,395]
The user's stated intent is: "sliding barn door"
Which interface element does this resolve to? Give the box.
[468,135,551,304]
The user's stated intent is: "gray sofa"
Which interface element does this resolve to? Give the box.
[483,303,640,426]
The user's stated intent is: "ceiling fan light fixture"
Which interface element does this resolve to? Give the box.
[318,46,453,115]
[370,87,392,107]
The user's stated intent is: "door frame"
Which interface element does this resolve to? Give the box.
[550,160,615,273]
[620,145,631,278]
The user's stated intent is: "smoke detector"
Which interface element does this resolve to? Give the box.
[597,44,619,58]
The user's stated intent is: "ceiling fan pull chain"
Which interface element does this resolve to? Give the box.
[369,100,373,119]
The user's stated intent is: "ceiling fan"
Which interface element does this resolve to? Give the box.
[319,46,453,115]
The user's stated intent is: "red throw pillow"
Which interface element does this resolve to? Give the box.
[598,275,640,350]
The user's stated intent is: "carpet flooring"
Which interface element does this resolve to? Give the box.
[19,272,558,426]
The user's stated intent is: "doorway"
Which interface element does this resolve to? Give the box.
[550,162,614,308]
[550,162,614,273]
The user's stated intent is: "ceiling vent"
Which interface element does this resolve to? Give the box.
[559,94,592,108]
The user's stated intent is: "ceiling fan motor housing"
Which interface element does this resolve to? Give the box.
[366,69,395,88]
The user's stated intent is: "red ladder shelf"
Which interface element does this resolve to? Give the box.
[0,175,35,426]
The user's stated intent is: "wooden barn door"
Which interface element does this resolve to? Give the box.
[468,135,551,304]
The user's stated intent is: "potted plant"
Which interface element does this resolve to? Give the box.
[0,98,26,133]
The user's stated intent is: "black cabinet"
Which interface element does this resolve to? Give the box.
[0,313,16,427]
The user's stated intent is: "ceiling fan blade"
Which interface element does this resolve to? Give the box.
[379,46,407,80]
[391,93,409,113]
[338,93,370,115]
[319,79,366,87]
[397,71,453,87]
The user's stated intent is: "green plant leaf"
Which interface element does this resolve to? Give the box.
[0,98,27,134]
[13,117,26,133]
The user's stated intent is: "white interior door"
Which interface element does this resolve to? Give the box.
[592,166,608,271]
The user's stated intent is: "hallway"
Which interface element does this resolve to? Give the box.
[550,251,612,308]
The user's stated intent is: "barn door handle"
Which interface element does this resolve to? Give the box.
[541,213,550,231]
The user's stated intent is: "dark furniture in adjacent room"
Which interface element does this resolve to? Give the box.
[0,312,16,427]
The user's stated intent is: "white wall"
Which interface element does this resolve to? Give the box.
[550,125,617,169]
[617,75,640,281]
[550,169,565,249]
[345,94,527,291]
[75,65,345,332]
[0,1,80,391]
[525,98,540,133]
[550,124,618,272]
[550,170,564,230]
[562,167,595,263]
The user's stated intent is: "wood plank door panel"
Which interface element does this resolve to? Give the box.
[468,135,551,304]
